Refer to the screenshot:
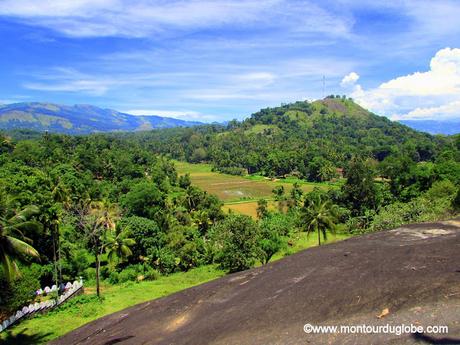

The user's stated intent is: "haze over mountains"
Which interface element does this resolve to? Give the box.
[399,120,460,135]
[0,101,458,135]
[0,102,202,134]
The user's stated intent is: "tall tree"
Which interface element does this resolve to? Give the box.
[303,194,339,246]
[77,200,118,297]
[341,157,378,216]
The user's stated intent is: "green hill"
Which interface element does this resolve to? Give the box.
[133,97,440,180]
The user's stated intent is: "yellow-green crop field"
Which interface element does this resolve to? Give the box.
[174,160,339,218]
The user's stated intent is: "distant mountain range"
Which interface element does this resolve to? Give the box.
[0,102,202,134]
[0,101,458,136]
[399,120,460,135]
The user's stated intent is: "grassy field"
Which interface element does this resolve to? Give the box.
[174,160,335,203]
[1,231,352,344]
[174,160,339,218]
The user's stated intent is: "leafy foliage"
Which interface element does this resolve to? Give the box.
[209,214,261,272]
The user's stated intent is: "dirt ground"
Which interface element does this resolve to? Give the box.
[50,218,460,345]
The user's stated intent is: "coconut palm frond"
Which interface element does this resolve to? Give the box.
[8,205,40,224]
[0,251,21,282]
[5,236,40,259]
[7,220,43,236]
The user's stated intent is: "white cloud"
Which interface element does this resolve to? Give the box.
[396,101,460,120]
[0,0,353,38]
[340,72,359,86]
[349,47,460,120]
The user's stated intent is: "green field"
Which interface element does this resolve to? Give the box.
[1,231,351,344]
[174,160,339,218]
[174,160,335,203]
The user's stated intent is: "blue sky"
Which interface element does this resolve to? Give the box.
[1,0,460,122]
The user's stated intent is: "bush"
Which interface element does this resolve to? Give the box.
[83,267,96,281]
[453,188,460,212]
[0,267,40,315]
[118,267,138,283]
[424,180,457,200]
[153,248,177,274]
[209,214,261,272]
[370,197,454,232]
[258,214,288,264]
[114,264,160,283]
[143,267,160,281]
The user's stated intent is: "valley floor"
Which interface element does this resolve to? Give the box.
[173,160,338,218]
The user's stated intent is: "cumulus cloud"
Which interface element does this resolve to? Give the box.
[340,72,359,87]
[348,47,460,120]
[401,101,460,120]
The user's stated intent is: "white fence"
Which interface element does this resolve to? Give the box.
[0,279,84,333]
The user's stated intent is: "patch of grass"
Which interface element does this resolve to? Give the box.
[0,266,225,345]
[174,160,213,174]
[243,124,279,135]
[271,231,351,262]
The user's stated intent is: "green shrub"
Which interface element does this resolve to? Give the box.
[118,267,138,283]
[209,214,261,272]
[0,267,40,314]
[453,188,460,212]
[83,267,96,281]
[108,271,119,284]
[143,267,160,281]
[370,195,454,232]
[154,248,177,274]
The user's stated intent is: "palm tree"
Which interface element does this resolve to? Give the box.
[104,226,135,266]
[0,201,42,282]
[303,194,339,246]
[48,177,70,287]
[77,200,119,297]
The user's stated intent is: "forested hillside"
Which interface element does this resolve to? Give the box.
[123,97,446,180]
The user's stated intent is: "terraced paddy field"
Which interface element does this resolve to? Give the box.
[174,161,338,217]
[174,160,340,218]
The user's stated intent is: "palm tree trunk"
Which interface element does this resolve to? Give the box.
[95,252,100,297]
[57,226,62,285]
[53,227,58,286]
[317,225,321,246]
